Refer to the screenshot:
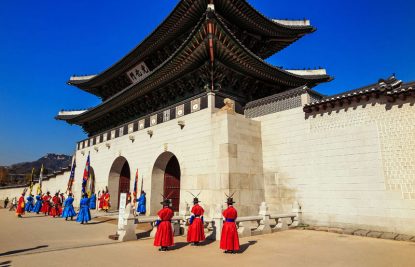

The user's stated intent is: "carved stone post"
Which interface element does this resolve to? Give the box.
[258,202,271,234]
[210,204,223,241]
[180,203,191,236]
[292,202,302,227]
[118,203,136,242]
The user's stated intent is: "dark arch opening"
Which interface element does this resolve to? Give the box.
[164,156,181,212]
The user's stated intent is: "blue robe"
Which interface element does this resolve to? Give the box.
[62,197,77,218]
[76,198,91,223]
[32,195,43,213]
[89,194,96,209]
[25,196,34,212]
[136,194,146,214]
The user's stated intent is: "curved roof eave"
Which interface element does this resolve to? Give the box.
[68,0,316,90]
[214,13,332,85]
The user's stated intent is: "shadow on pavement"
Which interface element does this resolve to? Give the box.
[136,230,152,239]
[86,219,116,225]
[170,242,189,250]
[198,238,216,246]
[21,214,47,218]
[0,260,12,267]
[237,240,257,254]
[0,245,48,257]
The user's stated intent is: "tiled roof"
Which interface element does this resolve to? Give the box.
[304,75,415,113]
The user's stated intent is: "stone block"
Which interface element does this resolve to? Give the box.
[328,228,344,234]
[354,230,370,237]
[315,226,329,232]
[343,229,357,235]
[395,234,413,241]
[380,232,398,240]
[367,231,382,238]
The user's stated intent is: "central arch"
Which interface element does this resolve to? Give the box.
[150,152,181,214]
[108,156,131,210]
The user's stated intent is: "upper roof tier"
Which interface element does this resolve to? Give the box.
[57,9,331,135]
[68,0,317,99]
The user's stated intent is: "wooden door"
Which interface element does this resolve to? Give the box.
[164,156,180,212]
[118,162,131,208]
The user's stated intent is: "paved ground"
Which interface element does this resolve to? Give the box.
[1,209,415,267]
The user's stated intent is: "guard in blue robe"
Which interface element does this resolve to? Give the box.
[76,194,91,224]
[62,193,77,220]
[89,193,97,210]
[25,194,35,212]
[32,194,43,213]
[136,191,146,215]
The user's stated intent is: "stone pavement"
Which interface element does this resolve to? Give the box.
[1,209,415,267]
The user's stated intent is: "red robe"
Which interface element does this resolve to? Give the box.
[16,195,25,216]
[41,195,51,214]
[98,194,103,209]
[154,207,174,247]
[50,196,61,217]
[103,193,110,210]
[220,206,240,251]
[187,204,206,242]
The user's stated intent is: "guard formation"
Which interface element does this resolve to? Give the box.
[153,192,240,253]
[11,187,241,254]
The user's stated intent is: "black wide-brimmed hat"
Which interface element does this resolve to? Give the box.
[226,197,235,204]
[225,192,236,204]
[188,191,201,204]
[160,198,171,206]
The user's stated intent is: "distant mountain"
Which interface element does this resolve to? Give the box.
[7,153,72,175]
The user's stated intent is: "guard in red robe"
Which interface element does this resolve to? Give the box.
[154,198,174,251]
[98,190,103,210]
[220,197,240,253]
[187,197,206,245]
[50,193,62,217]
[41,192,52,215]
[16,189,26,218]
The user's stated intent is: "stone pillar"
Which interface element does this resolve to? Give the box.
[118,204,136,242]
[258,202,271,234]
[207,92,216,113]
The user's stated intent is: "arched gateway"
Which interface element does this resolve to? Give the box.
[108,156,131,210]
[150,152,181,214]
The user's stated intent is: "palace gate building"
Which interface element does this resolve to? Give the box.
[2,0,414,236]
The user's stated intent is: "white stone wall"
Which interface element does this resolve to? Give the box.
[0,171,71,204]
[256,96,415,235]
[69,106,264,217]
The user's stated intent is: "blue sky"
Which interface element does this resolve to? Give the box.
[0,0,414,165]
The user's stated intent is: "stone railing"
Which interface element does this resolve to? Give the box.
[114,202,301,242]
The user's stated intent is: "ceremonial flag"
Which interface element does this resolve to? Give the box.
[29,167,35,194]
[67,156,76,192]
[82,153,90,193]
[140,175,144,194]
[133,169,138,202]
[39,164,44,188]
